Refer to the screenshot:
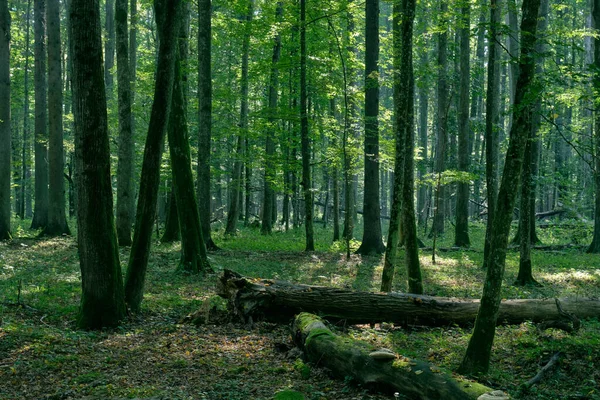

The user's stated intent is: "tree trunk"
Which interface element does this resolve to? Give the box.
[482,0,502,269]
[300,0,314,251]
[589,0,600,253]
[417,54,428,228]
[31,0,49,230]
[104,0,115,94]
[357,0,385,255]
[19,0,32,221]
[0,0,10,240]
[454,0,471,248]
[45,0,70,236]
[115,0,134,246]
[216,270,600,327]
[168,7,210,274]
[161,185,180,242]
[261,2,283,235]
[69,0,126,329]
[459,0,541,374]
[197,0,218,250]
[293,313,494,400]
[124,0,183,312]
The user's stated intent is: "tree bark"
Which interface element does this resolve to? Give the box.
[31,0,49,230]
[45,0,70,236]
[459,0,541,374]
[69,0,126,329]
[115,0,134,246]
[454,0,471,247]
[104,0,115,94]
[357,0,385,255]
[0,0,10,240]
[124,0,183,312]
[293,313,494,400]
[19,0,32,221]
[216,270,600,327]
[197,0,218,250]
[588,0,600,253]
[300,0,314,251]
[161,186,180,242]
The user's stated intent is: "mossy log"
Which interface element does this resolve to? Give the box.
[217,270,600,327]
[293,313,501,400]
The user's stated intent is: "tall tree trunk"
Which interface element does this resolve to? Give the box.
[197,0,217,249]
[161,186,180,242]
[69,0,126,329]
[168,6,210,274]
[225,0,252,236]
[104,0,115,94]
[31,0,49,230]
[589,0,600,253]
[357,0,385,255]
[129,0,137,222]
[261,2,283,235]
[454,0,471,247]
[45,0,71,236]
[430,0,448,238]
[20,0,32,221]
[124,0,183,312]
[300,0,314,251]
[482,0,502,269]
[116,0,134,246]
[417,55,428,228]
[0,0,10,240]
[506,0,519,133]
[458,0,541,374]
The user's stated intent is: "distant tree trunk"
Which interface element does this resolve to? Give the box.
[506,0,519,133]
[482,0,502,269]
[31,0,49,230]
[300,0,314,251]
[168,6,210,274]
[124,0,183,312]
[454,0,471,247]
[20,0,32,221]
[129,0,137,220]
[225,0,252,236]
[357,0,385,255]
[417,56,428,228]
[430,0,448,238]
[104,0,115,94]
[331,98,341,242]
[45,0,70,236]
[197,0,217,250]
[244,142,252,225]
[69,0,126,329]
[261,2,283,235]
[161,185,180,242]
[589,0,600,253]
[458,0,540,374]
[115,0,134,246]
[0,0,10,240]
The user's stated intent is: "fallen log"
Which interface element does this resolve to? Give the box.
[217,270,600,327]
[293,312,503,400]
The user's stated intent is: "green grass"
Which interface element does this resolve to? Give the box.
[0,218,599,399]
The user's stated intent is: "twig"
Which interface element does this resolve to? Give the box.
[523,352,562,389]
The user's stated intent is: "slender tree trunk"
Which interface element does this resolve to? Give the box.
[300,0,314,251]
[225,0,253,235]
[459,0,541,374]
[244,141,252,225]
[45,0,70,236]
[69,0,126,329]
[104,0,115,94]
[128,0,137,222]
[161,184,180,242]
[417,56,428,228]
[197,0,217,249]
[20,0,32,221]
[115,0,134,246]
[0,0,10,240]
[454,0,471,247]
[125,0,183,312]
[589,0,600,253]
[357,0,385,255]
[261,2,283,235]
[31,0,49,230]
[506,0,519,133]
[482,0,502,269]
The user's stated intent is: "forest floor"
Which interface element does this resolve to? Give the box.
[1,219,599,400]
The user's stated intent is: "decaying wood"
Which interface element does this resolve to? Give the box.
[293,312,502,400]
[217,270,600,327]
[537,299,580,333]
[522,352,562,389]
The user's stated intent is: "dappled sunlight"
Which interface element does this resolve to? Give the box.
[539,269,600,290]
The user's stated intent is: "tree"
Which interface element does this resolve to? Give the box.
[454,0,471,248]
[357,0,385,255]
[0,0,10,241]
[105,0,115,94]
[44,0,70,237]
[300,0,314,251]
[125,0,184,312]
[459,0,541,374]
[115,0,134,246]
[69,0,126,329]
[31,0,49,230]
[197,0,218,249]
[589,0,600,253]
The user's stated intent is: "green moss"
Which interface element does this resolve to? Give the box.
[274,389,305,400]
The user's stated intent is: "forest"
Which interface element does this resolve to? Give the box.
[0,0,599,398]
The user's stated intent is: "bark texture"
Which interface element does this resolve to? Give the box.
[0,0,10,240]
[69,0,126,329]
[589,0,600,253]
